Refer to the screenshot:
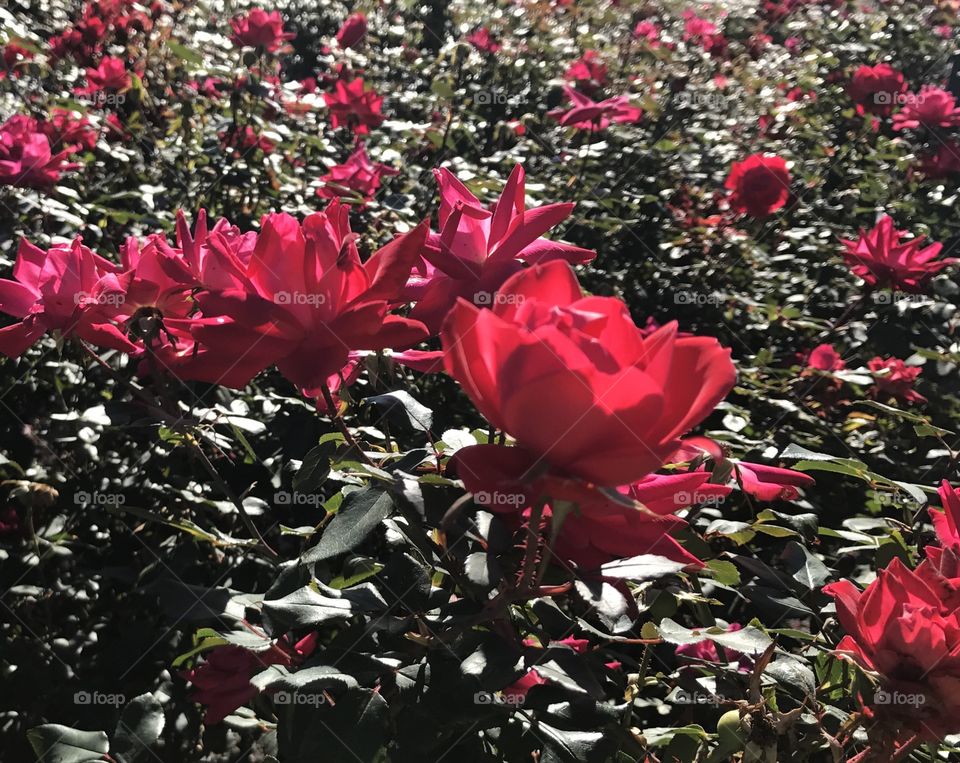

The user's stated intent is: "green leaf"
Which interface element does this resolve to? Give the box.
[303,487,394,563]
[599,554,689,581]
[704,560,741,586]
[656,618,774,655]
[27,725,109,763]
[262,581,387,631]
[113,694,164,762]
[781,541,832,591]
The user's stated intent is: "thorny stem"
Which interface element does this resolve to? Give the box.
[319,384,374,466]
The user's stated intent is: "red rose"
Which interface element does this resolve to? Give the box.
[230,8,294,52]
[335,13,367,49]
[724,154,791,218]
[868,356,926,405]
[824,559,960,743]
[806,343,845,371]
[841,216,955,292]
[893,86,960,131]
[323,78,385,135]
[847,64,906,117]
[442,260,736,492]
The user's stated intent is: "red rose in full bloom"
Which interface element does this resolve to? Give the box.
[316,143,398,204]
[840,216,955,292]
[230,8,294,52]
[564,50,607,95]
[323,78,385,135]
[81,56,131,94]
[893,86,960,131]
[408,164,595,333]
[724,154,791,218]
[162,203,429,396]
[847,63,906,117]
[0,238,138,357]
[335,13,367,49]
[930,480,960,552]
[0,115,80,188]
[442,260,736,494]
[824,559,960,744]
[868,356,926,405]
[806,343,845,371]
